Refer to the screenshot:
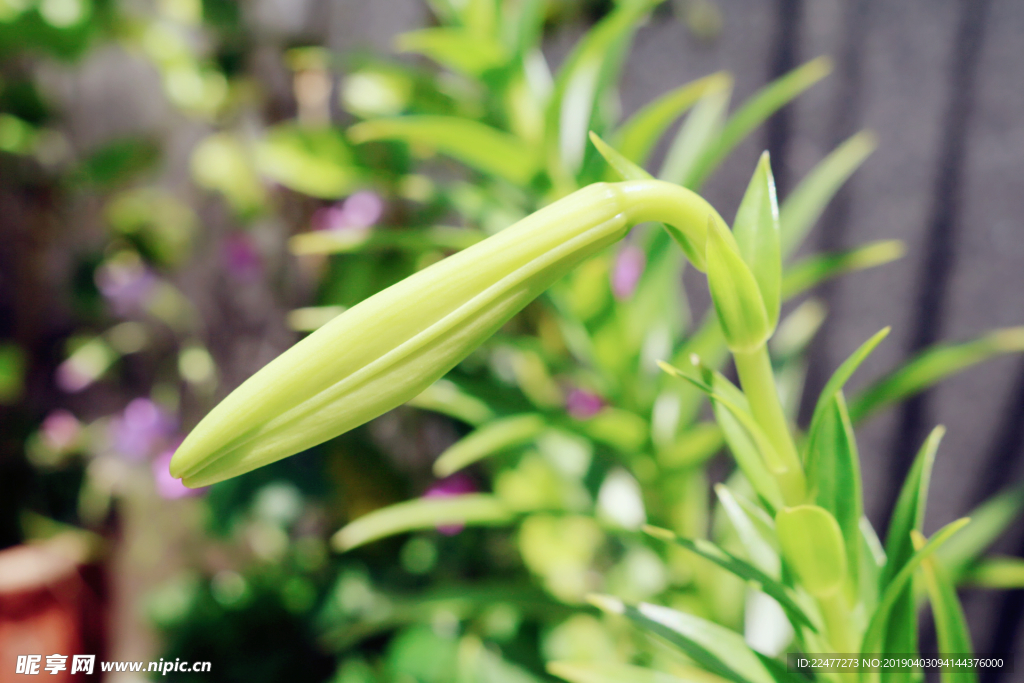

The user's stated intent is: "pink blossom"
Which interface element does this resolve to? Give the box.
[611,244,645,301]
[221,232,263,282]
[566,388,604,420]
[312,191,384,232]
[40,410,81,452]
[423,472,478,535]
[110,398,174,461]
[95,259,156,315]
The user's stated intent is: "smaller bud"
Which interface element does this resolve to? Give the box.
[705,216,771,352]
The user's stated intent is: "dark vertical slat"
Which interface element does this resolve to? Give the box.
[880,0,994,534]
[973,360,1024,678]
[764,0,803,196]
[797,0,872,427]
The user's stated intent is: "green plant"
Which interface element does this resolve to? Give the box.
[166,1,1024,680]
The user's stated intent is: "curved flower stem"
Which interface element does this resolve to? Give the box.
[733,344,806,505]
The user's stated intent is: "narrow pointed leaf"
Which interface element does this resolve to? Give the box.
[349,116,541,185]
[963,556,1024,589]
[878,426,943,661]
[588,595,776,683]
[936,485,1024,583]
[689,57,832,189]
[614,73,730,167]
[407,379,495,426]
[860,519,971,667]
[433,413,547,476]
[659,80,730,187]
[779,131,877,255]
[331,494,513,551]
[714,486,779,577]
[396,28,508,76]
[732,152,782,329]
[849,327,1024,423]
[545,0,659,176]
[912,531,978,683]
[804,327,891,458]
[658,361,785,510]
[781,240,905,299]
[805,393,863,597]
[644,525,816,632]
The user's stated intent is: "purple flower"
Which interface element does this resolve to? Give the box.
[566,388,605,420]
[153,445,205,499]
[312,191,384,232]
[221,232,263,282]
[423,472,478,535]
[611,244,645,301]
[110,398,175,461]
[95,257,156,316]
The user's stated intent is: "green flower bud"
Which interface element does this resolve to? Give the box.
[775,504,847,597]
[705,215,772,353]
[171,180,723,487]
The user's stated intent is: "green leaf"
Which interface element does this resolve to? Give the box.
[545,0,660,177]
[886,424,942,575]
[256,125,365,199]
[804,393,863,599]
[588,595,777,683]
[849,327,1024,423]
[589,130,652,181]
[860,518,971,670]
[732,152,782,330]
[396,28,508,76]
[779,130,877,256]
[878,426,943,654]
[433,413,547,477]
[331,494,514,551]
[859,516,887,613]
[658,361,784,511]
[614,72,731,167]
[776,504,847,598]
[406,379,495,426]
[715,483,780,578]
[644,525,817,633]
[689,57,833,189]
[658,423,724,469]
[781,240,905,299]
[704,217,771,353]
[804,327,891,459]
[658,79,731,187]
[963,556,1024,589]
[349,116,541,186]
[936,485,1024,583]
[290,226,485,255]
[913,531,977,683]
[548,661,698,683]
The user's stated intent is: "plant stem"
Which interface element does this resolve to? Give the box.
[732,344,806,505]
[819,591,858,653]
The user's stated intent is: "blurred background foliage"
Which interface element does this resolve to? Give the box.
[1,0,1023,681]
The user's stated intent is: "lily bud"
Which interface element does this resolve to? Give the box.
[171,180,723,487]
[705,215,772,353]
